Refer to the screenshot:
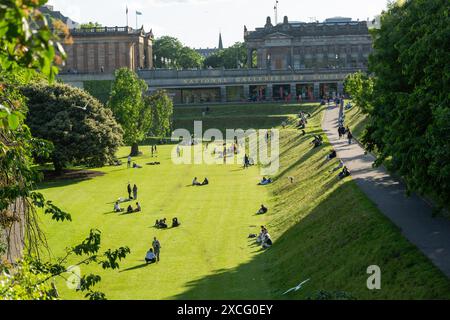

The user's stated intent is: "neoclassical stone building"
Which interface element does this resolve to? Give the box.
[245,16,372,71]
[63,26,154,74]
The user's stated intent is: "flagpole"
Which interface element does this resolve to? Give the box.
[126,6,129,27]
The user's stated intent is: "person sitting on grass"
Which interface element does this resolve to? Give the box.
[262,233,273,249]
[257,226,268,244]
[257,204,268,215]
[202,178,209,186]
[127,205,134,214]
[338,166,351,179]
[145,248,157,264]
[326,150,337,161]
[114,201,124,213]
[156,218,168,229]
[172,217,180,228]
[192,177,201,186]
[135,202,141,213]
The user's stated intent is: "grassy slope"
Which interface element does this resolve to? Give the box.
[38,103,450,299]
[344,103,369,141]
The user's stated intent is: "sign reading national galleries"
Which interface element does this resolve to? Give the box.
[181,73,345,85]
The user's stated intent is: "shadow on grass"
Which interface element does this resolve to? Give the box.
[165,178,450,300]
[120,263,150,272]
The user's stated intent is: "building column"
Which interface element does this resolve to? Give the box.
[220,86,227,103]
[290,83,297,102]
[314,83,320,100]
[266,84,273,101]
[243,84,250,100]
[247,49,253,68]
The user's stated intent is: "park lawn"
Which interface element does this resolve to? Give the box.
[344,102,369,141]
[37,103,450,300]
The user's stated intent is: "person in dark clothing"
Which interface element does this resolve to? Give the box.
[326,150,337,161]
[338,166,351,179]
[347,130,353,145]
[127,205,133,213]
[133,184,138,200]
[202,178,209,186]
[127,183,132,199]
[172,218,180,228]
[257,205,268,215]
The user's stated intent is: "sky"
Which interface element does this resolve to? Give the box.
[47,0,389,48]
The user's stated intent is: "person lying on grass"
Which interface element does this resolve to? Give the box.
[133,162,142,169]
[258,177,272,185]
[114,201,124,212]
[145,248,157,264]
[257,204,268,215]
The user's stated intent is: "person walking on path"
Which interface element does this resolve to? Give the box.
[347,129,353,145]
[127,183,132,199]
[152,237,161,262]
[133,184,138,200]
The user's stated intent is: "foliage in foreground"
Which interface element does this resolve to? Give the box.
[1,0,130,300]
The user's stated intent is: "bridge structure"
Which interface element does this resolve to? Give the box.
[59,66,365,105]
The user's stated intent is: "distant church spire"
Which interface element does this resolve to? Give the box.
[218,32,223,50]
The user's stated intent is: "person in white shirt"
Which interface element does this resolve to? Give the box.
[145,248,156,264]
[114,201,123,213]
[127,156,132,168]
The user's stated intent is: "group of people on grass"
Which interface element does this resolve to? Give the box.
[192,177,209,186]
[256,226,272,249]
[155,217,180,229]
[145,237,162,264]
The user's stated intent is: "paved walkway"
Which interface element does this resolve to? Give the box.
[322,104,450,279]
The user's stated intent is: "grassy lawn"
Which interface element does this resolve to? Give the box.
[37,103,450,300]
[344,102,369,141]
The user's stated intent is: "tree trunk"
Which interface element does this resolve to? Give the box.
[130,143,140,157]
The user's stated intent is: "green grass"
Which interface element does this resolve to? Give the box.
[37,103,450,300]
[344,102,369,141]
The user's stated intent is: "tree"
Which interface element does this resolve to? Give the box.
[344,71,374,114]
[203,42,249,69]
[108,68,151,156]
[362,0,450,208]
[146,90,174,137]
[153,36,203,69]
[79,22,102,29]
[23,82,123,173]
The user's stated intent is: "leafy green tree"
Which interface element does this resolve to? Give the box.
[146,90,174,137]
[203,42,249,69]
[23,82,123,173]
[344,71,374,114]
[108,68,150,156]
[362,0,450,208]
[153,36,203,69]
[79,22,103,29]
